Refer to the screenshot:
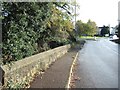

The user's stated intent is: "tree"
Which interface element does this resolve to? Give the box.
[2,2,49,63]
[87,20,97,36]
[2,2,75,64]
[75,19,97,36]
[45,3,74,47]
[75,20,84,36]
[100,25,110,36]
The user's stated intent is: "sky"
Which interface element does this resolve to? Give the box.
[76,0,120,27]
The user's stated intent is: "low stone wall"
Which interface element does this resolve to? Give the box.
[1,44,71,88]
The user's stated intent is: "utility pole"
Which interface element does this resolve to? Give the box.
[75,0,76,25]
[0,1,2,66]
[74,0,78,41]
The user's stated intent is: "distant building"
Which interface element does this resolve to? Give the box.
[110,27,116,35]
[97,27,102,35]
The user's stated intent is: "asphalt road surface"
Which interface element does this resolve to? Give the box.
[75,38,119,88]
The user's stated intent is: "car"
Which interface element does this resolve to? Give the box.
[109,35,113,38]
[112,35,118,39]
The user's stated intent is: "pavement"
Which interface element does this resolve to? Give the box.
[72,38,119,88]
[29,44,81,88]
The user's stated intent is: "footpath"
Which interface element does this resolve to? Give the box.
[29,44,82,88]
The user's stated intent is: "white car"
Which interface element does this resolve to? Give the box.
[112,35,118,39]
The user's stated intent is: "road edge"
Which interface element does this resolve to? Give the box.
[65,52,78,89]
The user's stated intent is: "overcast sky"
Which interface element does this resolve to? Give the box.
[76,0,120,27]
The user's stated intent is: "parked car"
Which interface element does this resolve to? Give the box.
[112,35,118,39]
[109,35,113,38]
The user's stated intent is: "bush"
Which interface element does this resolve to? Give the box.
[2,2,75,64]
[2,2,52,64]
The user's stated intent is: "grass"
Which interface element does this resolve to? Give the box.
[80,36,101,40]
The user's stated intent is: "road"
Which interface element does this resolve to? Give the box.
[75,38,119,88]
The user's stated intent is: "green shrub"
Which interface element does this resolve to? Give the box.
[2,2,52,64]
[2,2,75,64]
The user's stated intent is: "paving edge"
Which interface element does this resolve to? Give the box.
[65,52,78,89]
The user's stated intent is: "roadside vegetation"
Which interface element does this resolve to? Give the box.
[75,19,98,41]
[80,36,100,40]
[1,1,98,65]
[1,2,78,65]
[75,20,97,37]
[100,25,110,37]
